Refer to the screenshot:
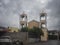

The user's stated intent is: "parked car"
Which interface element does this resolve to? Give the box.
[0,36,13,45]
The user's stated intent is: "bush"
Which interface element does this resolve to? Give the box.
[21,27,44,38]
[21,27,28,32]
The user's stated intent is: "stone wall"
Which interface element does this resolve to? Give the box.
[0,32,28,45]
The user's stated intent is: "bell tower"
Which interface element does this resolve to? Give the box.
[40,10,48,41]
[20,12,27,28]
[40,10,47,28]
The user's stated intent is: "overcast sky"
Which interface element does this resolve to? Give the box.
[0,0,60,30]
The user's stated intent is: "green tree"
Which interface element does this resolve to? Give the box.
[21,27,44,38]
[32,27,43,37]
[21,27,29,32]
[28,27,44,38]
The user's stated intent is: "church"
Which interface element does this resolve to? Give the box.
[20,11,48,41]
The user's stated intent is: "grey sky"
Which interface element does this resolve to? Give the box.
[0,0,60,30]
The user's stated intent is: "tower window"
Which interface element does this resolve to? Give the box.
[42,24,46,28]
[41,16,45,20]
[40,13,46,16]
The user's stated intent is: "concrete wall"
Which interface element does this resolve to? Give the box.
[0,32,28,45]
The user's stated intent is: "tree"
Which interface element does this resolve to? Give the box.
[21,27,28,32]
[32,27,43,38]
[28,27,44,38]
[21,27,44,38]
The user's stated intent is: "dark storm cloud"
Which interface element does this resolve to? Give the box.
[46,0,60,30]
[0,0,60,30]
[0,0,41,28]
[0,0,22,28]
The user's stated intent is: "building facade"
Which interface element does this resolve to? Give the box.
[8,27,19,32]
[28,20,39,29]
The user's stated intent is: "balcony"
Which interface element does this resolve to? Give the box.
[40,20,46,24]
[20,21,27,25]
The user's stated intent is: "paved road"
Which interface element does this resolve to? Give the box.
[29,40,60,45]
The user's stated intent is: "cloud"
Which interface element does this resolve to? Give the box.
[46,0,60,30]
[0,0,60,30]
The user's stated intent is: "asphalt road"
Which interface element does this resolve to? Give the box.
[29,40,60,45]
